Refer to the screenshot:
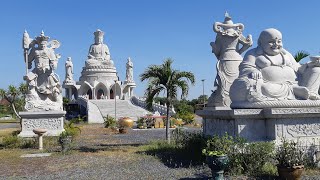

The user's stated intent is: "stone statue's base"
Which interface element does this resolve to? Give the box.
[231,100,320,108]
[197,107,320,147]
[18,111,65,137]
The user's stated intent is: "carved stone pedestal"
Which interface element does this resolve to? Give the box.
[197,107,320,147]
[18,111,65,137]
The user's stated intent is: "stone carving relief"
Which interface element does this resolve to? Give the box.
[23,118,62,130]
[271,108,320,114]
[287,123,320,137]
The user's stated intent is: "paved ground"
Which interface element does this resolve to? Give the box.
[0,123,19,130]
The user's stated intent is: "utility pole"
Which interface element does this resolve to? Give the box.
[201,79,205,108]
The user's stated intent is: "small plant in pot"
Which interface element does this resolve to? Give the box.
[276,139,305,180]
[59,119,81,153]
[203,134,232,180]
[103,115,117,131]
[137,117,147,129]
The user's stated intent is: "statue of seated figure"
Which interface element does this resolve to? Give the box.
[230,28,320,105]
[85,29,114,67]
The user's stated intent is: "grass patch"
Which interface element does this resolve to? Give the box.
[0,119,19,123]
[0,128,19,137]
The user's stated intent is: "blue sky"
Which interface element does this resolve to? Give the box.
[1,0,320,99]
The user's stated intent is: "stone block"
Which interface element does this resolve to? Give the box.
[198,107,320,147]
[18,111,65,137]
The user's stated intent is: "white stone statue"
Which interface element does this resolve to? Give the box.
[65,57,74,83]
[86,29,114,67]
[126,57,134,82]
[23,31,62,111]
[230,28,320,107]
[300,56,320,98]
[207,12,253,107]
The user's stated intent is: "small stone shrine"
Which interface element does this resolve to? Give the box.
[19,31,65,137]
[198,13,320,147]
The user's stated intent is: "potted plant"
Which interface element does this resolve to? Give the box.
[203,134,232,180]
[118,117,134,133]
[103,115,117,131]
[59,119,81,153]
[276,139,305,180]
[137,117,147,129]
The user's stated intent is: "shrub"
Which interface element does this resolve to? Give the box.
[137,117,146,128]
[103,115,116,128]
[177,112,195,124]
[2,135,20,148]
[203,134,275,176]
[240,142,275,175]
[142,130,206,167]
[1,135,36,149]
[276,139,305,168]
[60,119,81,139]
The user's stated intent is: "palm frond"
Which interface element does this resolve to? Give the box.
[294,51,309,62]
[173,71,195,85]
[145,85,165,110]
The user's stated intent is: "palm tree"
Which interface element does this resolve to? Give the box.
[140,58,195,143]
[0,85,21,119]
[294,51,309,62]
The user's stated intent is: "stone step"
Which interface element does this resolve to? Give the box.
[90,99,151,120]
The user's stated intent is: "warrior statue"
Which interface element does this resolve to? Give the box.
[22,31,63,111]
[207,12,253,108]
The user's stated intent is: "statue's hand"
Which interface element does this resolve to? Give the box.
[250,71,262,80]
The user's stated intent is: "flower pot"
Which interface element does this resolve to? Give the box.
[206,155,229,180]
[278,165,304,180]
[59,136,72,153]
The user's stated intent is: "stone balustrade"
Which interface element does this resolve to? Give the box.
[131,96,176,116]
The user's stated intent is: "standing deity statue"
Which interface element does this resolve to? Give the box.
[207,12,253,107]
[126,57,134,82]
[65,57,74,83]
[86,29,114,67]
[22,31,62,111]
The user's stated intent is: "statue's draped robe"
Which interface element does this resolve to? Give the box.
[28,48,58,95]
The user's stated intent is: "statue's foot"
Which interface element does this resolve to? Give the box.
[293,86,309,100]
[309,92,320,100]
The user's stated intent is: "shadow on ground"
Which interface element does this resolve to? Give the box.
[137,145,205,168]
[77,143,141,153]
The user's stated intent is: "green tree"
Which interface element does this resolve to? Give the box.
[0,83,27,128]
[0,85,22,119]
[294,50,309,62]
[173,100,195,124]
[140,58,195,142]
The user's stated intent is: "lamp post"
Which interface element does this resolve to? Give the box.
[201,79,205,108]
[114,80,117,120]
